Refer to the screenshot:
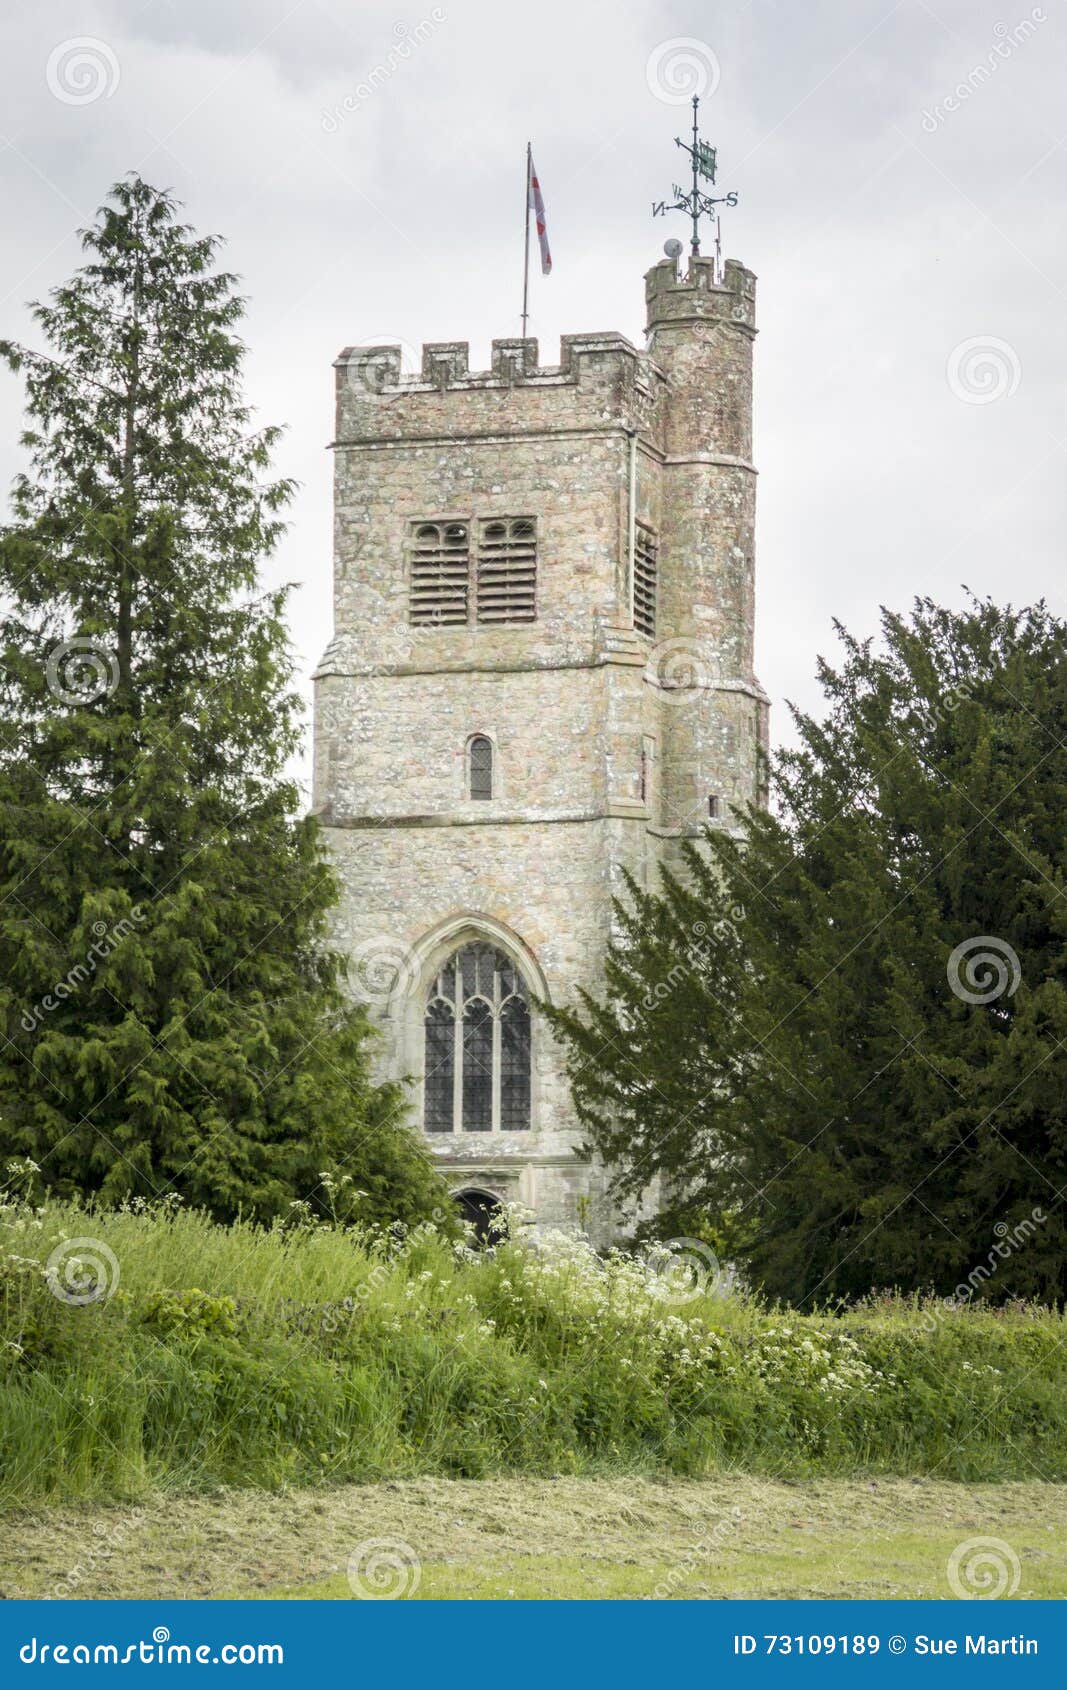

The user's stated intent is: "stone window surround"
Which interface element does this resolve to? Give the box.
[406,513,539,628]
[463,729,503,803]
[393,912,551,1145]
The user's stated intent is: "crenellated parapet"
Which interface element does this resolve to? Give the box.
[645,254,757,338]
[334,331,667,444]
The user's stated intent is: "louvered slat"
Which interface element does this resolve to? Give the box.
[634,525,657,637]
[410,522,469,625]
[477,519,537,623]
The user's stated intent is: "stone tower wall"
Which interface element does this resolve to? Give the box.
[313,257,767,1242]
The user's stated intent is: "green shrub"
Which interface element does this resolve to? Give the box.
[1,1196,1064,1506]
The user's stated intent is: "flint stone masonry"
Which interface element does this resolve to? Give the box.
[312,254,769,1244]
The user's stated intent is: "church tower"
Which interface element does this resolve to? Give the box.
[312,249,768,1243]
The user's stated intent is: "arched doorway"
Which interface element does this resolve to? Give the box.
[453,1187,506,1245]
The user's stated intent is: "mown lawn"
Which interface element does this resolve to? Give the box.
[3,1476,1064,1601]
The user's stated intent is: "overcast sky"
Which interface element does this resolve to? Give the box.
[1,0,1063,792]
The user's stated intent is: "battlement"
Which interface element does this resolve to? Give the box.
[335,331,654,393]
[645,254,757,336]
[334,331,665,443]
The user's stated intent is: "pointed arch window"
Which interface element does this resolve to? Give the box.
[423,943,531,1133]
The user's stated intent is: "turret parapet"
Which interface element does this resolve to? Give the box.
[645,254,757,337]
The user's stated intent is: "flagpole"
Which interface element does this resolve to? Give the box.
[521,141,531,338]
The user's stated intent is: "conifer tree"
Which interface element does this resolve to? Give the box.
[0,177,446,1227]
[545,597,1067,1303]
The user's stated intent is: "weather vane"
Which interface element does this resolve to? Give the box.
[652,95,738,269]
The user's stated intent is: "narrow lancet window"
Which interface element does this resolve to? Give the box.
[469,735,493,800]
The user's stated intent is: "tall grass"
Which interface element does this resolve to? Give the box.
[2,1197,1064,1506]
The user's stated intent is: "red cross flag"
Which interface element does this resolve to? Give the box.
[528,151,552,275]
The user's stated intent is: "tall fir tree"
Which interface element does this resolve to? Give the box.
[545,597,1067,1303]
[0,176,447,1227]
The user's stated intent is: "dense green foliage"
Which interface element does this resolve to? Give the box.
[0,178,444,1227]
[2,1197,1064,1505]
[544,598,1067,1304]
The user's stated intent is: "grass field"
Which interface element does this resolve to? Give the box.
[3,1476,1063,1601]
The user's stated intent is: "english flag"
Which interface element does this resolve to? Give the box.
[528,152,552,275]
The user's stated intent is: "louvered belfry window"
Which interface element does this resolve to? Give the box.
[409,521,469,625]
[476,518,537,624]
[633,524,658,638]
[423,944,531,1133]
[409,518,537,626]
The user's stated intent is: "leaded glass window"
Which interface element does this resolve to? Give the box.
[469,735,493,800]
[423,943,531,1133]
[424,1000,455,1133]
